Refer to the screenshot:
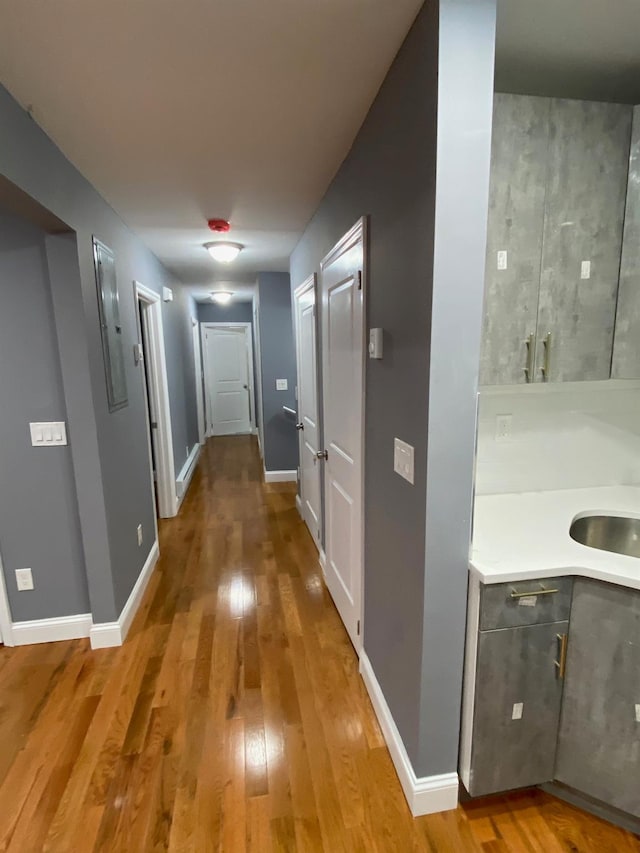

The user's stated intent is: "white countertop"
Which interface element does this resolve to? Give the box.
[471,485,640,590]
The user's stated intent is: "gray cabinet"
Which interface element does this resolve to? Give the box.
[480,95,632,386]
[479,94,549,386]
[612,106,640,379]
[555,579,640,817]
[467,577,572,797]
[469,620,568,796]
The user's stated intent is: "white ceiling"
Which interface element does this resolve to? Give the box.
[0,0,424,294]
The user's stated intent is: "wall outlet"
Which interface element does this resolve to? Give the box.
[15,568,34,591]
[393,438,415,485]
[276,378,288,391]
[512,702,524,721]
[137,524,143,547]
[497,250,508,271]
[581,260,591,280]
[495,414,513,441]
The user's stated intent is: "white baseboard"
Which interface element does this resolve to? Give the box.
[11,613,92,646]
[319,549,327,577]
[264,469,297,483]
[359,652,459,816]
[295,494,303,516]
[90,540,160,649]
[176,443,201,510]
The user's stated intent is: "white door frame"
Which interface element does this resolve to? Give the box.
[0,546,14,645]
[253,296,265,457]
[293,273,321,550]
[201,322,256,437]
[192,318,206,446]
[135,281,177,520]
[319,216,367,653]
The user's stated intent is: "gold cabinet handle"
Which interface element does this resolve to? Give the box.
[541,331,552,380]
[510,583,559,599]
[554,633,568,679]
[523,332,536,382]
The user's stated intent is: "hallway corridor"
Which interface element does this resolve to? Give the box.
[0,437,638,851]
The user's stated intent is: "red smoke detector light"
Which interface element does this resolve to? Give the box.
[207,219,231,233]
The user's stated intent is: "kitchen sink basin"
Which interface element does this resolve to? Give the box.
[570,514,640,559]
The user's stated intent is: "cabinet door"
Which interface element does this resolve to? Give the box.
[536,100,631,382]
[555,580,640,817]
[479,94,549,386]
[612,106,640,379]
[469,621,567,797]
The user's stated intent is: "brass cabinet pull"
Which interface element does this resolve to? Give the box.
[541,331,552,380]
[510,584,559,599]
[523,332,536,382]
[554,633,568,679]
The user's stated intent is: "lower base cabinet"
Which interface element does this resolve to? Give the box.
[464,575,640,825]
[555,579,640,818]
[469,621,567,796]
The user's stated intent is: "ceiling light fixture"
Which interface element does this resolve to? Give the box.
[210,291,233,305]
[204,241,243,263]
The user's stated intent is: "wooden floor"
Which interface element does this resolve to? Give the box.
[0,436,638,852]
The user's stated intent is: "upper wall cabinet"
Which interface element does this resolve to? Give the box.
[480,95,632,386]
[612,107,640,379]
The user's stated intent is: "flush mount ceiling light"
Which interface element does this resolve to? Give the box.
[204,241,243,263]
[210,291,233,305]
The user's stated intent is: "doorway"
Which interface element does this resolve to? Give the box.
[293,274,322,550]
[319,218,366,652]
[202,323,256,436]
[134,281,176,520]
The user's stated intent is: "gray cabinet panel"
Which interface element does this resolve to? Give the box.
[536,100,631,382]
[480,577,572,630]
[479,94,549,385]
[612,106,640,379]
[555,579,640,817]
[469,621,567,797]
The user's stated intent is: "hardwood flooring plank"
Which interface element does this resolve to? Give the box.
[0,436,637,852]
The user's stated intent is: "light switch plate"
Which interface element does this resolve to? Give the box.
[276,379,288,391]
[15,568,34,591]
[581,260,591,280]
[29,422,67,446]
[497,250,508,270]
[512,702,524,721]
[368,328,383,359]
[394,438,414,485]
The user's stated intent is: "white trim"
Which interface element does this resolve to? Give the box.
[176,443,201,509]
[359,652,459,816]
[201,322,256,437]
[135,282,177,519]
[253,295,265,456]
[0,547,14,645]
[90,540,159,649]
[319,549,327,579]
[192,318,206,446]
[295,493,303,517]
[459,574,481,790]
[11,613,92,646]
[264,469,297,483]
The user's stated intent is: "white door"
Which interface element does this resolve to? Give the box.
[203,325,252,436]
[192,321,205,445]
[294,275,321,549]
[319,218,365,651]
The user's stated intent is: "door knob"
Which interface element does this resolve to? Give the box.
[316,449,328,460]
[296,422,304,431]
[243,384,248,389]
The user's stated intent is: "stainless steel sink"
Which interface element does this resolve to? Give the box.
[570,515,640,559]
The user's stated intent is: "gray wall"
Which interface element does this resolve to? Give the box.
[0,208,89,620]
[257,273,298,472]
[0,84,199,622]
[290,0,496,779]
[198,300,253,325]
